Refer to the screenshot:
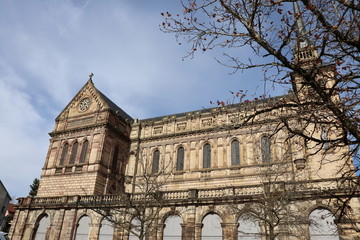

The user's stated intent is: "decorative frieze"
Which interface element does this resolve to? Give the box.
[67,117,95,128]
[153,127,163,135]
[176,123,186,131]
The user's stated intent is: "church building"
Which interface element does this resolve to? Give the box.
[8,2,360,239]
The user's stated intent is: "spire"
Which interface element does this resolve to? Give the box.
[293,1,309,49]
[293,1,318,64]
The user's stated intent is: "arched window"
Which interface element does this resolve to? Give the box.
[238,214,261,240]
[309,209,339,240]
[129,217,142,240]
[79,140,89,163]
[163,215,182,240]
[203,143,211,168]
[202,213,222,239]
[321,126,329,149]
[231,140,240,166]
[59,143,69,165]
[33,214,49,240]
[98,217,114,240]
[69,142,78,164]
[261,136,271,163]
[112,146,119,172]
[74,215,90,240]
[176,147,184,171]
[152,150,160,173]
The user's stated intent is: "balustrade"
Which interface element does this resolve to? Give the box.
[18,179,344,208]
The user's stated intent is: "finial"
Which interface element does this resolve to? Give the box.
[89,73,94,81]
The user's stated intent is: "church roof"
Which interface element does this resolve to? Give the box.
[141,93,292,122]
[96,89,133,121]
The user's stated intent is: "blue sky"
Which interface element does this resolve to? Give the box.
[0,0,285,198]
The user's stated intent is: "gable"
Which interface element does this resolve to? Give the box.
[56,79,132,122]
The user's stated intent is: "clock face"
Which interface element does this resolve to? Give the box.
[78,97,91,112]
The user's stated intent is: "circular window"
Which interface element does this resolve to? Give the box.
[78,97,91,112]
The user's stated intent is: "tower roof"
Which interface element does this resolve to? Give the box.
[56,75,133,122]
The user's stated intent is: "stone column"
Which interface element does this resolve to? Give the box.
[9,210,28,240]
[146,224,159,240]
[52,209,66,240]
[22,223,35,240]
[48,223,59,240]
[194,223,203,240]
[156,223,165,240]
[337,220,359,240]
[88,223,101,240]
[114,226,127,240]
[221,222,238,240]
[181,222,196,240]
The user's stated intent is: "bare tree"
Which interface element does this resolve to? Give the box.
[81,152,172,240]
[162,1,360,226]
[161,0,359,172]
[229,134,308,240]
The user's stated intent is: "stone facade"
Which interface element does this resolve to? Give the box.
[9,76,360,239]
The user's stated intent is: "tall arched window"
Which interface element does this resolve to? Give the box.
[79,140,89,163]
[261,136,271,163]
[238,214,261,240]
[321,126,330,149]
[203,143,211,168]
[112,146,119,172]
[163,215,182,240]
[309,209,339,240]
[129,217,142,240]
[69,142,78,164]
[176,147,184,171]
[202,213,222,239]
[152,150,160,173]
[33,214,49,240]
[59,143,69,165]
[98,217,114,240]
[231,140,240,166]
[74,215,90,240]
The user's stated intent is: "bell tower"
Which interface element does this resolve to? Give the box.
[37,74,133,197]
[291,1,336,100]
[293,1,319,65]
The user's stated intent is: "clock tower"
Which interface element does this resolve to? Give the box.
[37,75,133,197]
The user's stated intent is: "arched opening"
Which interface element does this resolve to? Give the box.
[70,142,79,164]
[59,143,69,165]
[163,215,182,239]
[152,150,160,173]
[309,209,339,240]
[176,147,184,171]
[111,146,120,172]
[202,213,222,240]
[261,136,271,163]
[238,214,261,240]
[79,140,89,163]
[98,217,114,240]
[231,139,240,166]
[129,217,144,240]
[33,214,49,240]
[74,215,90,240]
[203,143,211,168]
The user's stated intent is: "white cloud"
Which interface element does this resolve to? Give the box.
[0,0,281,198]
[0,76,49,198]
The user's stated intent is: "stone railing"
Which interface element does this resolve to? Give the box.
[17,178,351,209]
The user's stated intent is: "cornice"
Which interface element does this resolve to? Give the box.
[49,123,130,142]
[132,118,283,144]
